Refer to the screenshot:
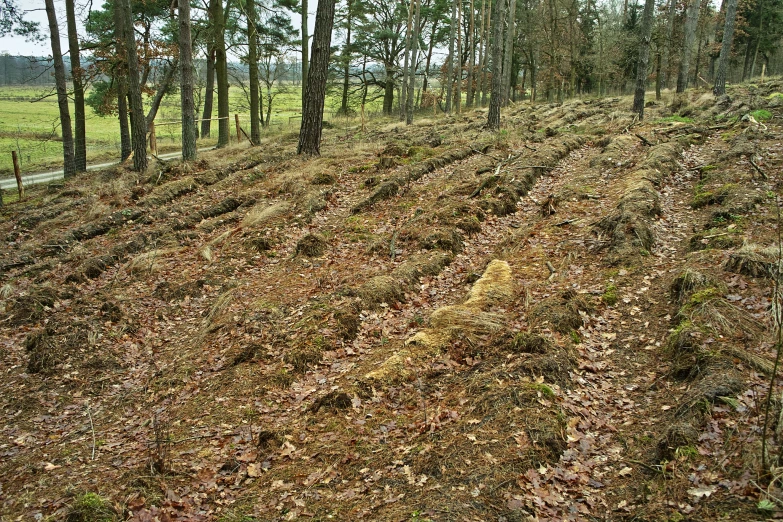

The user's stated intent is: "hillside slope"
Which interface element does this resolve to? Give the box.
[2,84,783,521]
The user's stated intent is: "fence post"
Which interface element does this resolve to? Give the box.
[149,121,157,155]
[11,150,24,200]
[235,114,242,143]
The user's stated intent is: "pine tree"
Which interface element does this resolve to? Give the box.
[45,0,76,178]
[179,0,197,161]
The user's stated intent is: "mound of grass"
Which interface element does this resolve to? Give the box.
[750,109,772,121]
[656,115,694,124]
[66,492,117,522]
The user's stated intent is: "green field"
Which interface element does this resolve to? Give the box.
[0,83,387,177]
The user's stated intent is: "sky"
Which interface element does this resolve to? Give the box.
[0,0,311,58]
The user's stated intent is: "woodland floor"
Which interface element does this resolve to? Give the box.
[2,84,783,522]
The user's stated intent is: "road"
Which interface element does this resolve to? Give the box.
[0,148,214,191]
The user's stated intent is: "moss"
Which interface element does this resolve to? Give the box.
[527,382,556,399]
[656,115,694,124]
[750,109,772,121]
[602,283,618,306]
[66,492,117,522]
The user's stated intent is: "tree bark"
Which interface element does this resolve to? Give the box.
[676,0,701,93]
[340,0,352,115]
[45,0,76,178]
[201,48,215,138]
[481,0,492,106]
[455,0,462,113]
[502,0,516,105]
[113,0,131,161]
[475,0,486,105]
[146,59,178,126]
[65,0,86,172]
[297,0,336,156]
[466,0,475,107]
[123,0,148,171]
[210,0,230,148]
[247,0,260,144]
[632,0,655,119]
[713,0,738,96]
[179,0,197,161]
[301,0,309,112]
[661,0,676,89]
[406,0,421,124]
[488,0,505,130]
[446,0,456,113]
[421,18,438,94]
[400,0,414,121]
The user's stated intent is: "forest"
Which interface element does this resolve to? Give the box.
[0,0,782,173]
[1,0,783,521]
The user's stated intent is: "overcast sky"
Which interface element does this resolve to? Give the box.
[0,0,311,58]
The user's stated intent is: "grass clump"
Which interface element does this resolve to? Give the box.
[602,283,618,306]
[750,109,772,121]
[66,492,117,522]
[657,115,694,124]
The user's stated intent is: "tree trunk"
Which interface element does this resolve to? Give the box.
[123,0,148,171]
[65,0,86,172]
[301,0,309,112]
[676,0,701,93]
[400,0,414,121]
[113,0,131,161]
[455,0,462,113]
[201,48,215,138]
[146,59,179,126]
[488,0,505,129]
[179,0,197,160]
[476,0,487,105]
[247,0,261,144]
[661,0,676,89]
[481,0,492,106]
[632,0,655,119]
[383,67,395,115]
[297,0,336,156]
[446,0,456,113]
[406,0,421,124]
[422,18,438,94]
[655,50,662,100]
[466,0,475,107]
[340,0,352,114]
[713,0,738,96]
[210,0,230,148]
[45,0,76,178]
[502,0,516,105]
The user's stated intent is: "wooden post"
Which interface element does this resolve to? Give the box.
[12,150,24,200]
[235,114,241,143]
[149,121,157,155]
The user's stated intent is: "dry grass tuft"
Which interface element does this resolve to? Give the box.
[725,243,780,279]
[126,248,182,275]
[241,201,290,228]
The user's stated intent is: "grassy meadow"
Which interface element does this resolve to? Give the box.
[0,83,386,177]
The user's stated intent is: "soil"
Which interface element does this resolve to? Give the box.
[1,83,783,521]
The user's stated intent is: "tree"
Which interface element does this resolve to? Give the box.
[122,0,148,171]
[302,0,309,112]
[406,0,422,124]
[298,0,336,156]
[201,48,216,138]
[65,0,86,172]
[446,0,456,112]
[179,0,197,160]
[45,0,76,178]
[247,0,261,144]
[0,0,41,39]
[676,0,701,93]
[713,0,739,95]
[209,0,231,148]
[488,0,506,129]
[502,0,517,105]
[632,0,655,119]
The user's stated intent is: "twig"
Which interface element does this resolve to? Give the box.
[635,133,654,146]
[625,459,669,475]
[546,261,556,274]
[87,404,96,460]
[750,156,769,180]
[555,219,577,227]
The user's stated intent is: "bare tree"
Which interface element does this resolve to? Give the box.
[45,0,75,178]
[179,0,197,160]
[632,0,655,119]
[502,0,516,105]
[406,0,422,124]
[297,0,336,156]
[446,0,456,113]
